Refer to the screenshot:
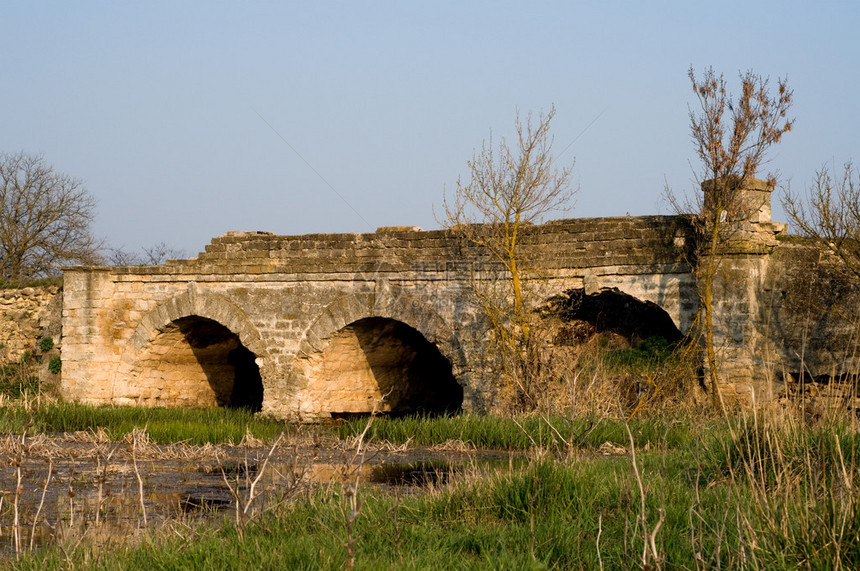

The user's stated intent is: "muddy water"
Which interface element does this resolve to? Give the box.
[0,435,517,557]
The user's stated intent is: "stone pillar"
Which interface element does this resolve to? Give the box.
[704,177,786,403]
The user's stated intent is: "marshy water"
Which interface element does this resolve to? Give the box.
[0,430,517,558]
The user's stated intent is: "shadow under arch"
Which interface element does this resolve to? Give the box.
[293,291,468,417]
[541,287,683,344]
[121,290,270,411]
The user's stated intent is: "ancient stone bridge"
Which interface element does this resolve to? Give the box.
[60,179,860,415]
[60,214,700,418]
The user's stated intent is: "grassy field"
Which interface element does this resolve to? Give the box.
[1,357,859,569]
[0,403,856,569]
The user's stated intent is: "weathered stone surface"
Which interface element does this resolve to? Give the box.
[58,177,856,414]
[60,215,698,418]
[0,285,60,365]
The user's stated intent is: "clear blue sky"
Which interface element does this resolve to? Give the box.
[2,1,858,256]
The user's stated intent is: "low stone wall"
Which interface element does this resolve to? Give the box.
[706,237,860,404]
[0,286,61,365]
[759,243,860,382]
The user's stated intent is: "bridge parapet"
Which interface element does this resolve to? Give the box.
[137,214,696,277]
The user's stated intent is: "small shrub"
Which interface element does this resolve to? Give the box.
[20,350,32,364]
[48,356,62,374]
[40,336,54,352]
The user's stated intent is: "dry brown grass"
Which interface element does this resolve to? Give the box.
[489,314,702,419]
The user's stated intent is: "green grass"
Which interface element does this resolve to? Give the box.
[0,364,40,399]
[7,448,755,570]
[0,275,63,290]
[0,363,294,444]
[7,410,860,569]
[602,335,676,373]
[0,402,294,444]
[1,390,711,452]
[3,457,701,570]
[336,412,711,451]
[3,402,860,568]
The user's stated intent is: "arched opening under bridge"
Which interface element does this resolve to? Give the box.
[131,316,263,411]
[541,287,683,346]
[301,317,463,417]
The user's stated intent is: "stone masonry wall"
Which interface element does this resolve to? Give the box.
[708,239,860,405]
[703,179,787,402]
[60,215,696,418]
[60,177,860,413]
[699,178,860,405]
[756,243,860,399]
[0,286,61,365]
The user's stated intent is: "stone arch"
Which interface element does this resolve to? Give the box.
[129,288,268,359]
[297,291,467,377]
[292,291,468,417]
[540,286,683,344]
[117,288,271,409]
[575,272,697,335]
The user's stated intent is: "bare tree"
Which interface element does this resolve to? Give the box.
[670,67,793,410]
[783,162,860,279]
[0,152,100,281]
[105,246,141,266]
[142,242,186,265]
[107,241,187,266]
[443,106,575,406]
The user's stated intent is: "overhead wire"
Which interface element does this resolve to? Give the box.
[253,108,375,232]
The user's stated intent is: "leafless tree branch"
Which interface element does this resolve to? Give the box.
[667,67,793,411]
[0,152,101,280]
[783,163,860,280]
[442,106,576,408]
